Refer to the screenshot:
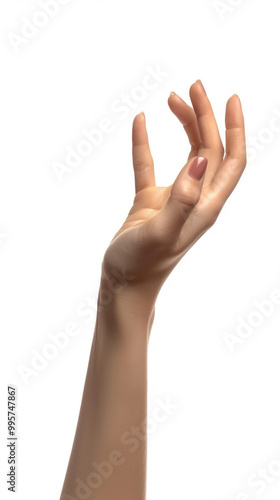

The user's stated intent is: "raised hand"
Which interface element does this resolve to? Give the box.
[102,81,246,298]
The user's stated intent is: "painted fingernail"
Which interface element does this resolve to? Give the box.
[196,79,207,95]
[188,156,208,180]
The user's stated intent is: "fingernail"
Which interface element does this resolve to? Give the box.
[196,79,207,95]
[170,91,177,96]
[188,156,208,180]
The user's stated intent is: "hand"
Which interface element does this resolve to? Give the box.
[102,81,246,302]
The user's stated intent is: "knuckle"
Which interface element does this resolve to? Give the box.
[228,146,247,166]
[171,189,200,212]
[201,199,222,228]
[200,140,224,157]
[208,211,219,227]
[133,161,152,172]
[207,202,222,226]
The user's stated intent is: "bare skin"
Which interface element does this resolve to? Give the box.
[60,80,246,500]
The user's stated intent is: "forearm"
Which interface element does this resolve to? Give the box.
[60,279,155,500]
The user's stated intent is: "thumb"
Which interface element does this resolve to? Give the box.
[151,156,208,243]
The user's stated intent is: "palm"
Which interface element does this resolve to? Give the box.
[104,187,173,281]
[115,187,169,237]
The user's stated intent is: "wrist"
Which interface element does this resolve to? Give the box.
[97,273,157,336]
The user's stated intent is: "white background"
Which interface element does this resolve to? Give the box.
[1,1,280,499]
